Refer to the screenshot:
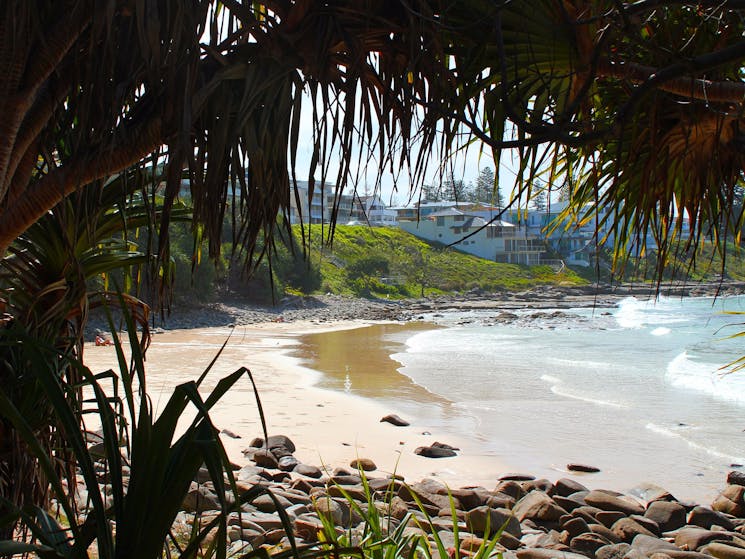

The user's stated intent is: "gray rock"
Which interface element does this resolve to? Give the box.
[645,500,687,532]
[513,491,568,522]
[586,490,645,516]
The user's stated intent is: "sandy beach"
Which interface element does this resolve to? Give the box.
[83,318,513,489]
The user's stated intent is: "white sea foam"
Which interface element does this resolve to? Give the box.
[666,351,745,404]
[546,357,615,371]
[651,327,671,336]
[646,422,745,464]
[550,385,626,408]
[540,374,562,384]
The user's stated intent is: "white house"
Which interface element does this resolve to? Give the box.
[399,208,545,265]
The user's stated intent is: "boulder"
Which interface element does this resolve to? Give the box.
[266,435,295,452]
[688,506,736,531]
[448,488,485,511]
[466,506,522,538]
[513,491,568,522]
[380,414,410,427]
[555,478,589,498]
[645,500,687,532]
[487,492,516,510]
[704,542,745,559]
[183,485,221,513]
[415,445,456,458]
[567,463,601,473]
[630,534,679,556]
[252,449,279,469]
[499,473,536,482]
[294,463,323,479]
[727,471,745,487]
[496,480,527,500]
[595,543,632,559]
[562,516,590,538]
[674,527,726,550]
[515,549,588,559]
[585,490,645,516]
[628,483,676,503]
[611,517,656,542]
[596,510,627,528]
[278,455,299,472]
[313,497,350,526]
[570,532,611,556]
[349,458,377,472]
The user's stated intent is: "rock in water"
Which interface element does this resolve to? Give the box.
[567,463,601,473]
[380,414,410,426]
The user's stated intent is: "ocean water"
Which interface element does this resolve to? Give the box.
[362,295,745,501]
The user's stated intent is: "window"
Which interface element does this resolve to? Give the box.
[436,216,445,226]
[454,215,464,222]
[453,227,461,234]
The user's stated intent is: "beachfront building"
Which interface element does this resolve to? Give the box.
[399,207,545,265]
[288,182,397,226]
[349,194,398,226]
[505,202,691,266]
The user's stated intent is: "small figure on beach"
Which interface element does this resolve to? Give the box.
[95,333,112,346]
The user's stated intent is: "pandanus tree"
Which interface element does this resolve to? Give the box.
[3,0,745,546]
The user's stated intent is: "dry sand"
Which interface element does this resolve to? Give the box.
[82,319,513,488]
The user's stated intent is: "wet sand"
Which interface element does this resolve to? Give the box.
[82,319,513,488]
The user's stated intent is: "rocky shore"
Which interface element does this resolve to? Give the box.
[115,281,745,333]
[80,432,745,559]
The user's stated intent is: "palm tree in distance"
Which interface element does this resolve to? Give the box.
[3,1,745,279]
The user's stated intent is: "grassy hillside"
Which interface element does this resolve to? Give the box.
[287,224,587,298]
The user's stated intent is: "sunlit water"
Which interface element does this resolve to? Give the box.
[312,295,745,502]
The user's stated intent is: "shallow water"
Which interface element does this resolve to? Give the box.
[301,295,745,502]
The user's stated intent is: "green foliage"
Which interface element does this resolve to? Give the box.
[0,303,277,559]
[299,225,586,298]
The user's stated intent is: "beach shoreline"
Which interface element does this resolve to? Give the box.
[83,285,745,505]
